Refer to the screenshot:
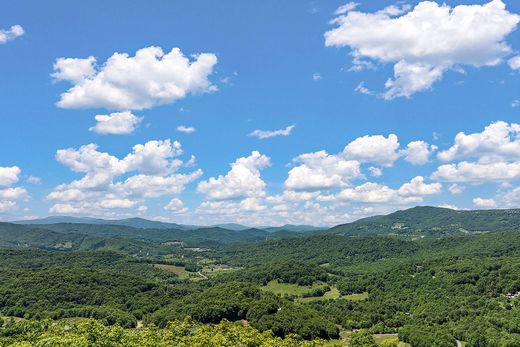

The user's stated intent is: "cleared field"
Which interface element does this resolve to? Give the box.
[343,292,369,301]
[299,286,341,302]
[152,264,190,279]
[374,334,411,347]
[299,287,369,303]
[201,264,239,277]
[261,280,327,297]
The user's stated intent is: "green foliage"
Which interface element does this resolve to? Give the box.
[349,330,377,347]
[5,207,520,345]
[0,318,322,346]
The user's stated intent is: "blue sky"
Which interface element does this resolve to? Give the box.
[1,0,520,226]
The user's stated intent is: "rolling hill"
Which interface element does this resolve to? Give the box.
[327,206,520,236]
[14,216,196,230]
[0,222,303,253]
[16,217,323,233]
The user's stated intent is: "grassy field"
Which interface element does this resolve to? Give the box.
[261,280,327,297]
[200,264,239,277]
[299,287,369,303]
[343,291,369,301]
[374,334,411,347]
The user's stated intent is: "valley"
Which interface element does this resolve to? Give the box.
[0,207,519,346]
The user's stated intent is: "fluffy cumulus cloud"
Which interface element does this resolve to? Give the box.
[432,121,520,182]
[164,198,188,214]
[249,125,295,139]
[0,166,27,213]
[0,166,21,187]
[473,197,497,208]
[285,150,361,191]
[325,0,520,99]
[47,140,201,216]
[401,141,437,165]
[343,134,400,167]
[509,55,520,70]
[337,176,441,204]
[89,111,142,135]
[53,46,217,110]
[0,25,24,44]
[438,121,520,162]
[197,151,270,200]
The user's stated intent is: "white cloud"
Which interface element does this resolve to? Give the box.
[335,2,359,15]
[312,73,322,81]
[177,125,196,134]
[56,143,126,176]
[448,184,464,195]
[402,141,437,165]
[249,125,295,139]
[197,197,267,217]
[98,198,137,209]
[0,25,24,44]
[0,166,27,213]
[438,121,520,162]
[473,197,497,208]
[0,201,16,213]
[337,182,420,204]
[343,134,400,167]
[185,155,197,167]
[114,171,202,198]
[502,187,520,207]
[266,190,321,204]
[48,139,200,216]
[438,203,459,210]
[0,187,28,200]
[512,100,520,108]
[52,57,96,84]
[325,0,520,99]
[285,150,362,191]
[53,46,218,110]
[368,166,382,177]
[124,139,183,175]
[397,176,442,196]
[432,121,520,183]
[197,151,270,200]
[164,198,188,213]
[337,176,441,204]
[89,111,142,135]
[354,82,374,95]
[0,166,21,187]
[509,55,520,70]
[26,176,42,184]
[432,161,520,183]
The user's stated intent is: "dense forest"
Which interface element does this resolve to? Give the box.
[1,207,520,346]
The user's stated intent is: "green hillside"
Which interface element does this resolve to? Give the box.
[328,206,520,236]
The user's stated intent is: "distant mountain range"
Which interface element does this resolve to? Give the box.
[328,206,520,236]
[15,216,324,233]
[14,216,196,230]
[6,206,520,255]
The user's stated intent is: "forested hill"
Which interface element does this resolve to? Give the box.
[0,222,301,253]
[327,206,520,236]
[14,216,195,230]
